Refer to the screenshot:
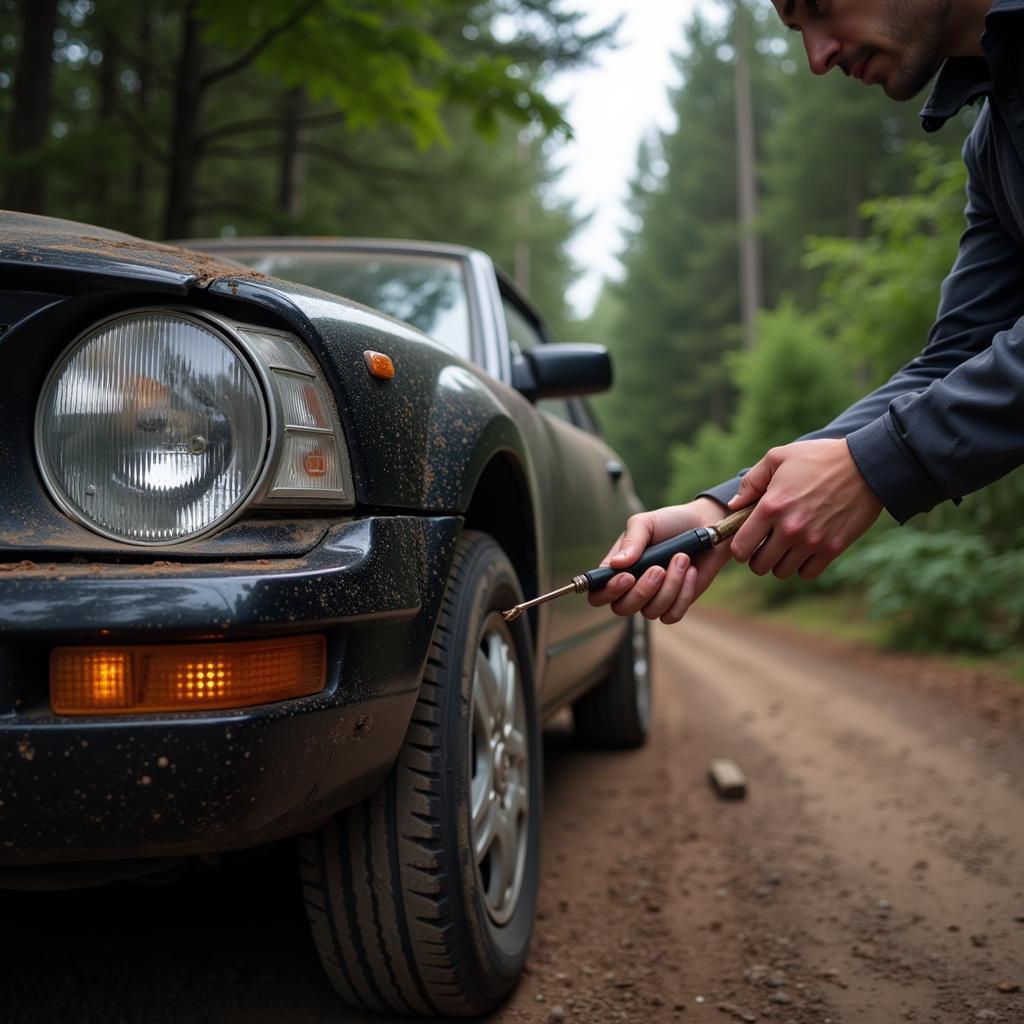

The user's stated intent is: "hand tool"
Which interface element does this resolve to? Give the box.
[502,505,754,622]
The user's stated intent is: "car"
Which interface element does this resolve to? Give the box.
[0,213,648,1017]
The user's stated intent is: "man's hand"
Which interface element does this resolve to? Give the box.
[727,438,883,579]
[588,496,732,623]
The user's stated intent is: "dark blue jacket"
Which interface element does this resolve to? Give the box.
[704,0,1024,523]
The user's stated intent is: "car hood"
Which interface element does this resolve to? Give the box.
[0,211,267,291]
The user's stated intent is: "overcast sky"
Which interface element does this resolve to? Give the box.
[547,1,721,317]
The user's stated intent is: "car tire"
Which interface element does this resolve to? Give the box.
[571,614,651,749]
[297,530,541,1017]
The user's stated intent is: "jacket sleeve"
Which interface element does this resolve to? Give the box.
[702,105,1024,522]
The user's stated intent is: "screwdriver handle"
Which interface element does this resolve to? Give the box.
[582,506,754,593]
[583,526,715,592]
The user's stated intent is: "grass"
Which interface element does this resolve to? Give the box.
[701,561,1024,685]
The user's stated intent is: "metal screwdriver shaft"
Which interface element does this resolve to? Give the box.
[502,506,754,623]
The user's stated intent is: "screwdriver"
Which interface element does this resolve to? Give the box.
[502,505,753,622]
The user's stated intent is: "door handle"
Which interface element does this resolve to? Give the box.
[605,459,624,483]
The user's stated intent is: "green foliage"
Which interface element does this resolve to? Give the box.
[601,7,786,504]
[804,147,967,383]
[0,0,603,333]
[730,300,855,461]
[664,300,855,500]
[834,530,1024,652]
[758,35,966,307]
[924,469,1024,555]
[666,423,739,506]
[196,0,569,148]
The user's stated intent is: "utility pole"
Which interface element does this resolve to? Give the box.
[734,0,762,349]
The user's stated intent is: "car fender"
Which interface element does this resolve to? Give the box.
[211,277,550,522]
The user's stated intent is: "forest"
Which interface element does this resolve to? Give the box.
[2,0,1022,656]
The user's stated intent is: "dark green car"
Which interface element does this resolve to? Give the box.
[0,216,648,1017]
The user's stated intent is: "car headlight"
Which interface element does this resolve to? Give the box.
[37,309,353,545]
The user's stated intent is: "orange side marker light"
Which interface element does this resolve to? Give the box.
[364,350,395,380]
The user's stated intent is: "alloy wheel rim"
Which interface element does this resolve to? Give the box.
[470,614,529,926]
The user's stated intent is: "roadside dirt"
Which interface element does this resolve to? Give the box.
[3,607,1023,1023]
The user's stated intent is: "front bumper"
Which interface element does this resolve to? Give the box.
[0,515,460,867]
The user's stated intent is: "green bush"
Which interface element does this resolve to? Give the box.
[834,529,1024,652]
[664,300,855,504]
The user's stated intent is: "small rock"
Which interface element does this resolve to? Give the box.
[971,934,989,948]
[766,974,787,988]
[771,992,793,1005]
[996,982,1020,994]
[877,899,892,911]
[708,758,747,800]
[739,1014,758,1023]
[745,965,769,983]
[975,1012,1000,1022]
[549,1007,566,1022]
[718,1003,737,1014]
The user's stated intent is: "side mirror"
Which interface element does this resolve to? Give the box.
[511,344,612,401]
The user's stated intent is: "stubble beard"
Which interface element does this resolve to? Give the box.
[882,0,952,100]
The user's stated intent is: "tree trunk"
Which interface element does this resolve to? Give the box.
[131,9,153,235]
[5,0,60,213]
[277,86,308,219]
[733,0,762,351]
[163,6,205,238]
[94,25,117,213]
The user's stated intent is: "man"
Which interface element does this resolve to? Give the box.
[591,0,1024,624]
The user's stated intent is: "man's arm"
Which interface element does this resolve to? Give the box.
[726,105,1024,574]
[600,105,1024,614]
[721,107,1024,507]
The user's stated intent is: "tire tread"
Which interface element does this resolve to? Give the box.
[299,531,529,1017]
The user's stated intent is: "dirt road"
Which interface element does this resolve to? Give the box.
[4,609,1024,1023]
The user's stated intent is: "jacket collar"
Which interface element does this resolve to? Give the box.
[918,0,1023,132]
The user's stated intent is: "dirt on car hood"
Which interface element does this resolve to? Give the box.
[0,210,269,291]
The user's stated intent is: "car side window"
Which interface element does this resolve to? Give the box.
[501,297,573,424]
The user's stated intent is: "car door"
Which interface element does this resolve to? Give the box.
[499,286,636,704]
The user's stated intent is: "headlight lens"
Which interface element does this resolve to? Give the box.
[37,312,267,543]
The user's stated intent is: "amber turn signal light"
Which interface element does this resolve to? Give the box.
[51,635,326,715]
[363,350,395,380]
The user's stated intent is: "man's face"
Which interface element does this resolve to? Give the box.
[771,0,953,101]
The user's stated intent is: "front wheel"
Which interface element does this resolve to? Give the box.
[298,531,541,1017]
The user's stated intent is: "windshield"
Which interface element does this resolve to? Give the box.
[230,250,472,360]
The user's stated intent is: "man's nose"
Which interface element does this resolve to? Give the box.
[802,29,842,75]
